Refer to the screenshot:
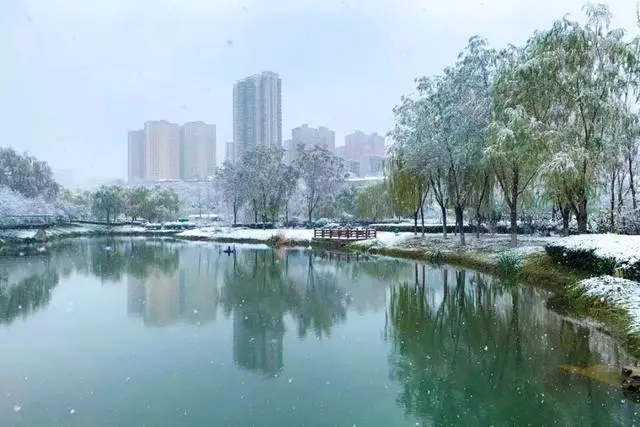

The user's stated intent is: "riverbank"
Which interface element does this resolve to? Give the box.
[176,226,315,246]
[0,224,178,251]
[347,232,640,358]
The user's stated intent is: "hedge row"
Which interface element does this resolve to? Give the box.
[545,244,640,282]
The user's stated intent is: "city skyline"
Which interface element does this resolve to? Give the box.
[7,0,630,184]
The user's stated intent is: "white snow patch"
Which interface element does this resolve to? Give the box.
[351,232,412,248]
[549,234,640,267]
[178,227,315,243]
[579,275,640,332]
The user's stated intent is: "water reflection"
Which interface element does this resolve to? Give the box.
[386,265,637,425]
[1,238,636,421]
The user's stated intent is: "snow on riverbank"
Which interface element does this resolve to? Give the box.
[352,232,549,258]
[548,234,640,267]
[178,227,316,243]
[579,275,640,332]
[0,224,177,243]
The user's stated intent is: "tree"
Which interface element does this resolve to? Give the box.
[294,146,345,223]
[124,186,151,222]
[216,162,246,225]
[241,146,298,226]
[529,4,637,232]
[356,183,393,222]
[417,37,495,244]
[488,43,550,244]
[91,185,124,223]
[0,147,59,200]
[386,152,428,234]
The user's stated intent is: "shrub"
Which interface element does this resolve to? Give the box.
[545,245,622,278]
[497,252,524,279]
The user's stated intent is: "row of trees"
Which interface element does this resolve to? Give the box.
[216,145,345,225]
[389,4,640,244]
[59,185,181,223]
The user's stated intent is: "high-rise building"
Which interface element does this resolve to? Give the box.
[180,121,216,180]
[225,141,236,164]
[144,120,180,181]
[344,131,385,161]
[233,71,282,160]
[287,124,336,163]
[127,130,145,183]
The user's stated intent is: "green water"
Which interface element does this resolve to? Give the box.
[0,238,638,426]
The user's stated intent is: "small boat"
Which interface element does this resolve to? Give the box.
[223,246,236,255]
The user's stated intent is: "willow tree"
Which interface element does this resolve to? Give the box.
[386,152,428,234]
[488,46,550,245]
[528,4,637,233]
[389,96,431,235]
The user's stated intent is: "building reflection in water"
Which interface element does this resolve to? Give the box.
[126,246,220,327]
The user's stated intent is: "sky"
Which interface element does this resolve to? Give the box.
[1,0,639,188]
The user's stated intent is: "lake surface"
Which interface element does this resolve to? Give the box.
[0,238,638,426]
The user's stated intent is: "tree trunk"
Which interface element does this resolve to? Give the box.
[455,205,465,245]
[420,204,425,236]
[561,204,570,235]
[576,197,588,234]
[617,171,624,217]
[233,204,238,226]
[252,201,258,224]
[629,153,638,210]
[413,210,418,236]
[510,167,519,246]
[509,202,518,247]
[440,205,448,238]
[610,169,616,231]
[308,207,312,224]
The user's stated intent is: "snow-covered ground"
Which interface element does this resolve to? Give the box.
[0,224,178,242]
[548,234,640,268]
[178,227,316,243]
[352,232,550,259]
[579,275,640,333]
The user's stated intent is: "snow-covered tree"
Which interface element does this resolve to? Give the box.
[293,146,345,223]
[0,147,59,200]
[240,145,298,226]
[215,161,246,225]
[529,4,637,232]
[487,45,550,244]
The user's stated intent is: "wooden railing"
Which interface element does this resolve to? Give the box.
[313,228,376,241]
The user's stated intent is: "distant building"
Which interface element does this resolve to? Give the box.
[144,120,180,181]
[344,131,385,162]
[335,145,346,159]
[345,159,360,177]
[127,130,145,183]
[180,121,216,180]
[286,124,336,164]
[359,154,385,177]
[225,141,236,164]
[284,139,296,164]
[233,71,282,161]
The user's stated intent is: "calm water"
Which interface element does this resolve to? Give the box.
[0,238,638,426]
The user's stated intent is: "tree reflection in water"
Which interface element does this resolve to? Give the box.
[0,239,180,325]
[221,250,351,376]
[387,264,636,426]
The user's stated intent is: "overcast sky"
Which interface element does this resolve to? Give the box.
[1,0,638,187]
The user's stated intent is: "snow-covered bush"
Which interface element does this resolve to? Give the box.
[545,234,640,281]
